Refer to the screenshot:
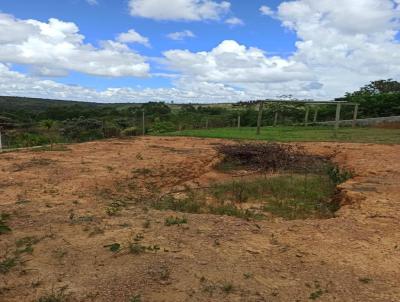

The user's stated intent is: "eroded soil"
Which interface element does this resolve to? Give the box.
[0,137,399,302]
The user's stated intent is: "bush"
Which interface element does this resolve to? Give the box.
[121,127,138,137]
[150,121,176,133]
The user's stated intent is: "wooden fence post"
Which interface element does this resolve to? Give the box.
[237,114,241,129]
[352,104,359,128]
[0,128,2,152]
[304,106,310,127]
[274,111,278,127]
[313,107,319,123]
[142,110,145,136]
[334,103,342,135]
[256,101,264,135]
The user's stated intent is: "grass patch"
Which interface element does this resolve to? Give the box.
[0,213,11,235]
[0,257,17,274]
[160,126,400,144]
[165,216,188,226]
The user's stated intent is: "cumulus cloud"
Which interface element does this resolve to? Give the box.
[0,13,149,77]
[163,40,313,84]
[117,29,150,47]
[166,30,196,41]
[128,0,230,21]
[0,63,248,103]
[162,0,400,99]
[276,0,400,97]
[225,17,244,26]
[259,5,274,17]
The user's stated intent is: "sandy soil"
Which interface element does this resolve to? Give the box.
[0,137,399,302]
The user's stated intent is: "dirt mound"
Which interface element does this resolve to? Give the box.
[0,137,399,301]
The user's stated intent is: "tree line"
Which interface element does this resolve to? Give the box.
[0,79,399,148]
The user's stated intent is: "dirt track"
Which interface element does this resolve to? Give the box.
[0,137,399,302]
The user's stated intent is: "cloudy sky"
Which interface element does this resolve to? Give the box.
[0,0,400,103]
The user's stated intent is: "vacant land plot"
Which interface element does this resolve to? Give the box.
[0,137,399,301]
[162,126,400,144]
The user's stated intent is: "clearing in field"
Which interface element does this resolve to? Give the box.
[0,136,399,302]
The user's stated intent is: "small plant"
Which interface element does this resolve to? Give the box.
[37,288,68,302]
[327,165,353,184]
[309,289,324,300]
[0,213,11,235]
[105,201,125,216]
[104,243,121,253]
[243,272,253,279]
[165,216,188,226]
[129,243,146,255]
[221,282,234,294]
[130,295,142,302]
[0,257,17,274]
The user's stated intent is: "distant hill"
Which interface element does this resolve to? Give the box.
[0,96,145,122]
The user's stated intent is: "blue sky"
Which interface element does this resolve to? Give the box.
[0,0,399,102]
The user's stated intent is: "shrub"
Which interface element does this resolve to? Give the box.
[121,127,138,137]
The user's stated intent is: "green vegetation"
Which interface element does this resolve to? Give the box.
[0,213,11,235]
[0,256,17,274]
[164,216,188,226]
[161,126,400,144]
[1,79,399,148]
[152,142,351,220]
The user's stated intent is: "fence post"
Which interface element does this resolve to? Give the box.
[334,103,342,135]
[304,106,310,127]
[205,118,209,129]
[274,111,278,127]
[256,101,264,135]
[237,113,241,129]
[313,107,319,123]
[142,110,145,136]
[352,104,359,128]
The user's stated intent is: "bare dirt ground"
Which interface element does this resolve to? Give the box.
[0,137,399,302]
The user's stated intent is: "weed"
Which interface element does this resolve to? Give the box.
[154,195,202,213]
[165,216,188,226]
[221,282,234,294]
[0,213,11,234]
[0,257,17,274]
[327,165,354,184]
[37,288,68,302]
[105,201,125,216]
[104,243,121,253]
[243,272,253,279]
[309,289,324,300]
[129,243,146,255]
[130,295,142,302]
[358,277,373,284]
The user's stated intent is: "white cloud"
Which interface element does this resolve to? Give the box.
[259,5,274,17]
[225,17,244,26]
[162,0,400,100]
[0,13,149,77]
[117,29,150,47]
[128,0,231,21]
[276,0,400,97]
[0,63,248,103]
[163,40,312,84]
[86,0,99,5]
[166,30,195,41]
